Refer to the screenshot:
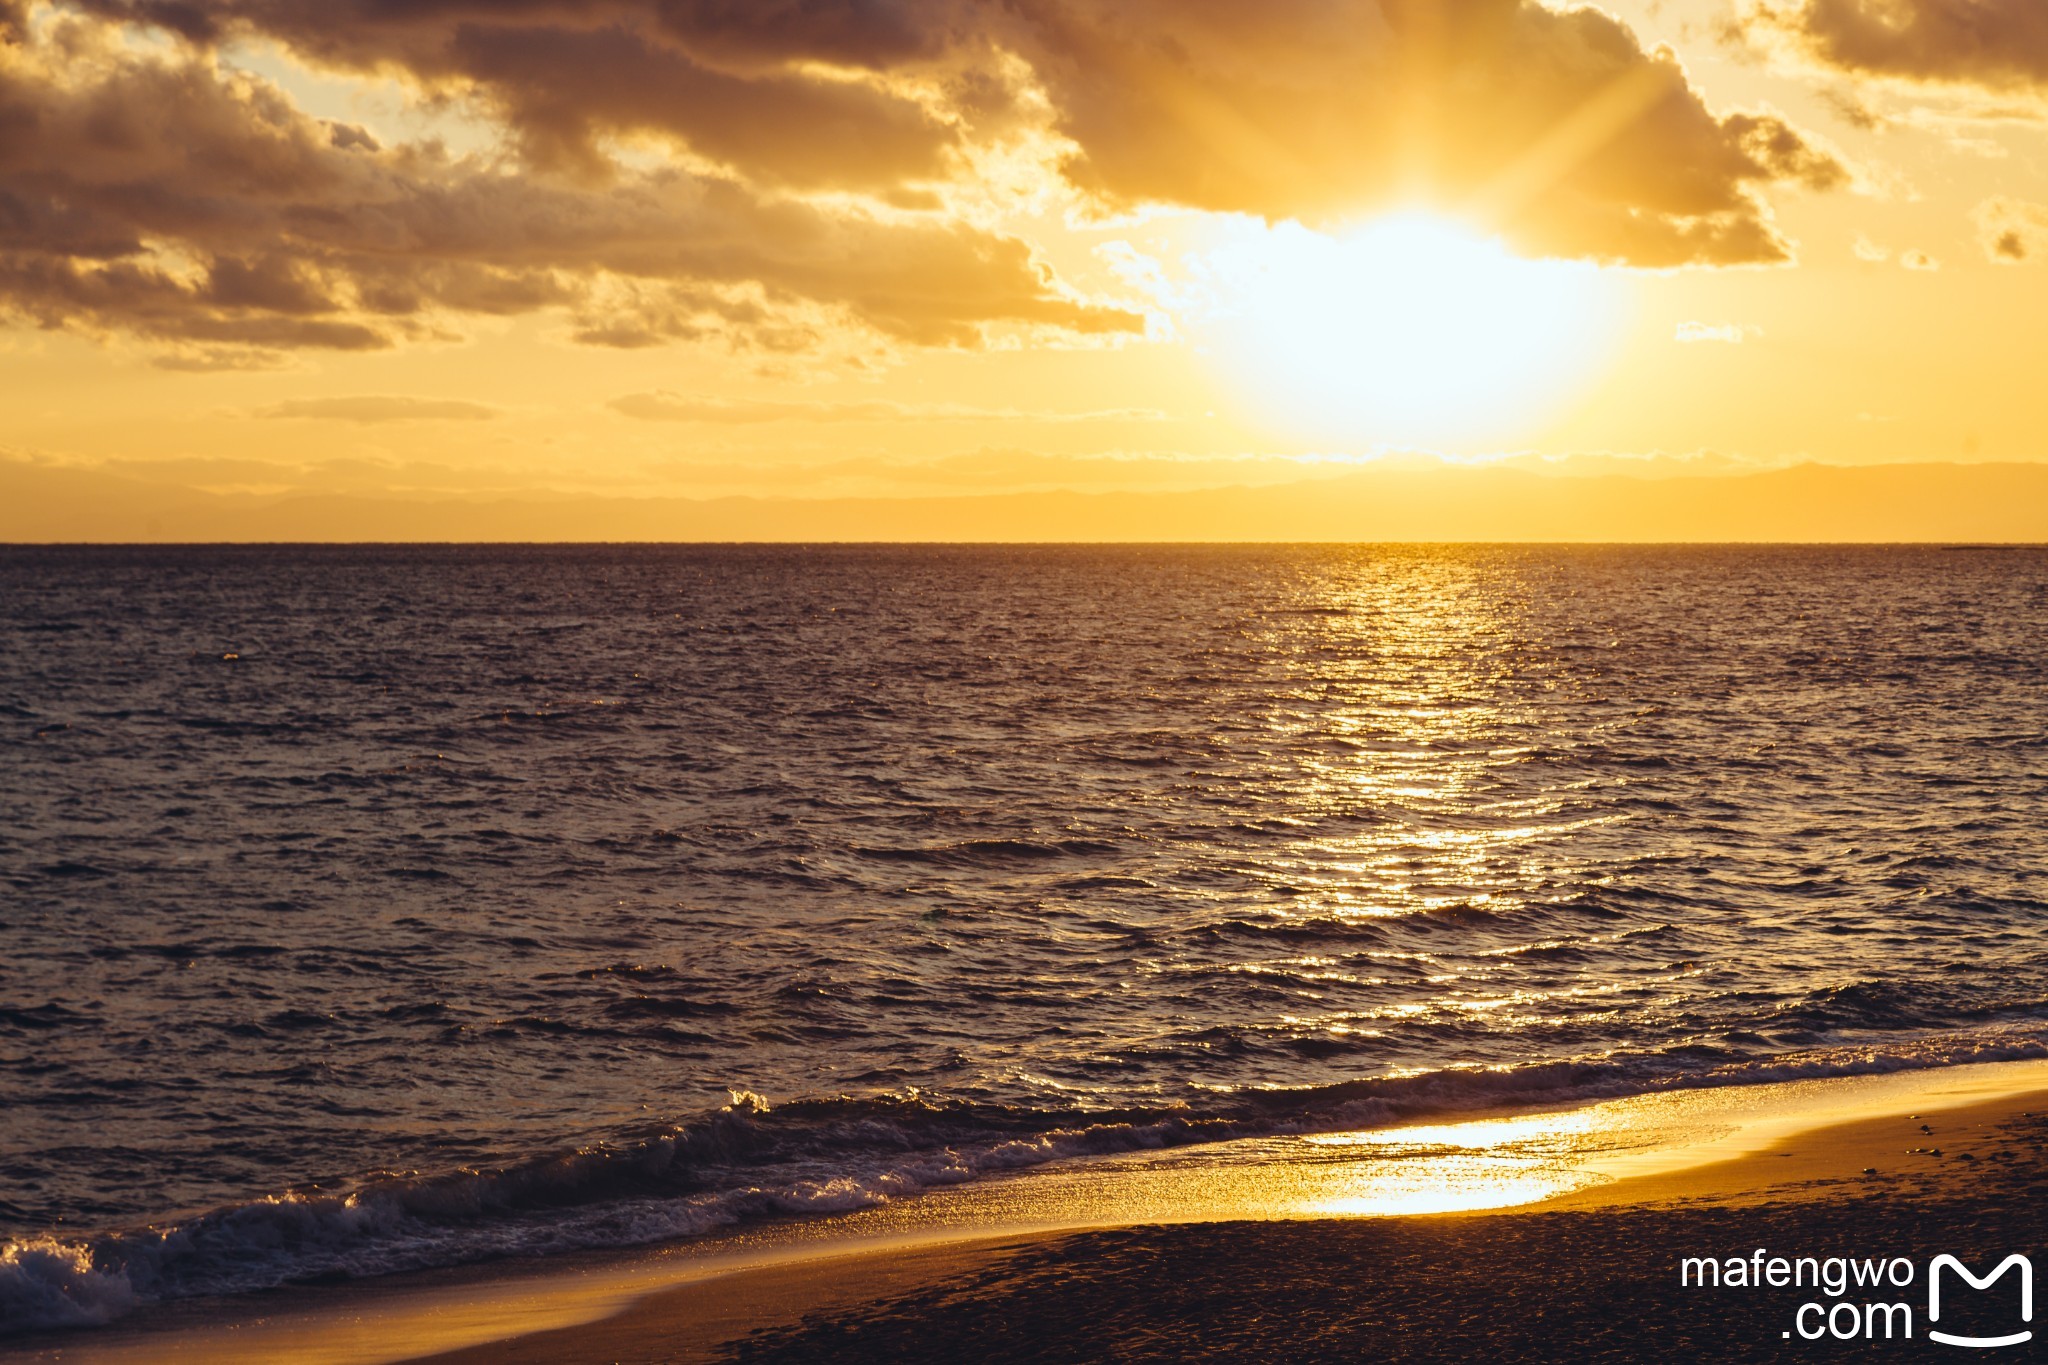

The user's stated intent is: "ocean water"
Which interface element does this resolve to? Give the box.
[4,544,2047,1332]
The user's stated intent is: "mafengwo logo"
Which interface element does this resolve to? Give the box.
[1928,1255,2032,1349]
[1680,1250,2033,1346]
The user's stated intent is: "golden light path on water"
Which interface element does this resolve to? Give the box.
[1181,558,1633,1061]
[1267,563,1601,911]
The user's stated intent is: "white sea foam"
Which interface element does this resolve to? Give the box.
[0,1240,137,1332]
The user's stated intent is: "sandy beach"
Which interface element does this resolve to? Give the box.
[413,1075,2048,1364]
[15,1059,2046,1364]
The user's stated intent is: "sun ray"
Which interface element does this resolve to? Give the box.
[1463,60,1684,235]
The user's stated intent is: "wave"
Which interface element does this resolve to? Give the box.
[8,1024,2048,1338]
[855,838,1123,868]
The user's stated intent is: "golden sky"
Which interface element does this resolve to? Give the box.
[2,0,2046,537]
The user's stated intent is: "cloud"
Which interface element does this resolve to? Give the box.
[0,8,1139,364]
[1674,321,1763,343]
[253,396,502,423]
[39,1,1843,279]
[1818,84,1888,130]
[1004,0,1844,265]
[608,392,1168,423]
[0,0,1852,370]
[1900,248,1940,271]
[1974,196,2048,262]
[1741,1,2048,93]
[63,0,965,189]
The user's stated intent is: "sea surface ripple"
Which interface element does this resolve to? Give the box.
[3,545,2046,1330]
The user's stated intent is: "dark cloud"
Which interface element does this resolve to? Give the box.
[3,0,1845,366]
[67,0,965,188]
[0,13,1136,363]
[0,252,391,351]
[74,0,958,72]
[1003,0,1841,265]
[1743,1,2048,91]
[78,1,1837,261]
[441,21,951,184]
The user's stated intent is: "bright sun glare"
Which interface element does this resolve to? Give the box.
[1204,213,1626,451]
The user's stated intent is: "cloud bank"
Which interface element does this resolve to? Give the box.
[1011,0,1841,265]
[1,1,1847,367]
[1743,1,2048,92]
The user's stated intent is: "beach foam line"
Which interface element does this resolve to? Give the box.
[11,1055,2048,1365]
[753,1054,2048,1228]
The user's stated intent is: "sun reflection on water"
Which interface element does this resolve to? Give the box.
[1258,561,1591,919]
[1300,1109,1608,1215]
[1222,557,1629,1054]
[1311,1166,1586,1216]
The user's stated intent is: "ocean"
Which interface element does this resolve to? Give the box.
[4,544,2046,1333]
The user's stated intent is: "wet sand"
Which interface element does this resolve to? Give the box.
[412,1083,2048,1363]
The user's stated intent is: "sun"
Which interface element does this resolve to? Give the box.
[1200,213,1627,450]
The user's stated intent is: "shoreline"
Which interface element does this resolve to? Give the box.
[11,1058,2048,1364]
[415,1067,2048,1365]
